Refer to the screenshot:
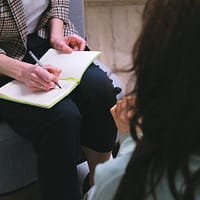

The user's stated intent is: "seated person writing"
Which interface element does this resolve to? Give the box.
[0,0,118,199]
[87,0,200,199]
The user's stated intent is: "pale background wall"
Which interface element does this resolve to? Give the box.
[84,0,145,93]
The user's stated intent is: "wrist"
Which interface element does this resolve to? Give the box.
[15,62,32,81]
[118,132,131,145]
[117,128,131,135]
[50,36,63,48]
[0,54,29,81]
[49,18,64,46]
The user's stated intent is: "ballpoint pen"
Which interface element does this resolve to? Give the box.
[28,50,62,89]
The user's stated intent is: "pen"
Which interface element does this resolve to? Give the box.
[28,50,62,89]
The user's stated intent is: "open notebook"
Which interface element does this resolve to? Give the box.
[0,48,101,108]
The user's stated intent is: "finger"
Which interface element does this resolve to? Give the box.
[29,85,53,92]
[127,110,134,119]
[110,104,117,118]
[110,104,122,126]
[127,95,136,107]
[79,40,86,51]
[65,35,86,51]
[29,85,47,92]
[34,65,52,81]
[74,38,86,51]
[110,104,116,113]
[118,99,132,122]
[55,40,73,53]
[29,86,40,92]
[72,45,80,51]
[67,34,83,42]
[115,100,122,116]
[52,38,73,53]
[121,96,136,113]
[69,40,81,50]
[61,44,73,53]
[45,65,61,81]
[64,35,75,45]
[34,66,57,85]
[119,99,128,116]
[29,73,55,90]
[30,79,54,91]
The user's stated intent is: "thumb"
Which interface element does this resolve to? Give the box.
[61,44,73,53]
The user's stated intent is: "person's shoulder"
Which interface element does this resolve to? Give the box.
[89,154,132,200]
[88,135,135,200]
[118,133,136,156]
[94,152,132,189]
[94,134,135,185]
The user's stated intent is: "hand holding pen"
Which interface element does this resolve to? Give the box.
[28,51,62,89]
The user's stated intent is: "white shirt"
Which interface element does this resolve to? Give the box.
[22,0,50,34]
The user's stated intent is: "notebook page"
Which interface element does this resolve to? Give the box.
[40,49,101,80]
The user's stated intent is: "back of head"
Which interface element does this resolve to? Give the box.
[114,0,200,199]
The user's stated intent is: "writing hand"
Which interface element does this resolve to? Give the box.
[19,63,61,92]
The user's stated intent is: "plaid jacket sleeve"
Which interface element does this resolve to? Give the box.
[0,0,27,60]
[37,0,78,39]
[0,0,79,60]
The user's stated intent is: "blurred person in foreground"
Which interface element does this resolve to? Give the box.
[88,0,200,199]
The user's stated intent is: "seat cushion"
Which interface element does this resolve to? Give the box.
[0,122,37,194]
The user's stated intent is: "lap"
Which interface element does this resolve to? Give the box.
[0,36,117,152]
[71,63,116,111]
[0,96,81,142]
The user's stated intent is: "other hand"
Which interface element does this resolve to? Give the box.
[51,34,86,53]
[110,96,136,135]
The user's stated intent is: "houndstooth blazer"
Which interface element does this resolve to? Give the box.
[0,0,78,60]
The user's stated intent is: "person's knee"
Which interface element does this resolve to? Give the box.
[49,98,81,124]
[87,66,117,106]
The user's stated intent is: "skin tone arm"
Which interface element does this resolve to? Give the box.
[49,18,86,53]
[0,18,85,92]
[111,96,143,140]
[0,53,61,92]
